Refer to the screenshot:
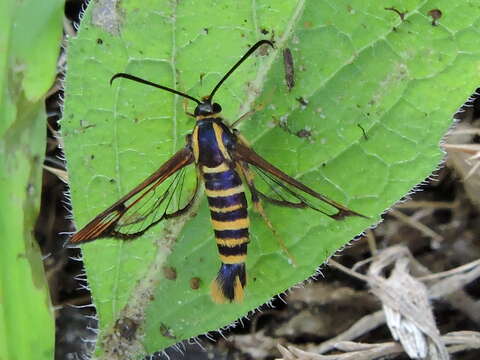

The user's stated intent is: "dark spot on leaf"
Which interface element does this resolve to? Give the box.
[260,28,269,35]
[79,119,96,130]
[272,115,313,141]
[109,178,116,184]
[96,38,103,45]
[385,7,407,21]
[114,317,139,342]
[296,97,308,107]
[283,48,295,91]
[357,124,368,141]
[190,277,201,290]
[427,9,442,26]
[203,27,209,35]
[90,154,95,160]
[199,72,206,85]
[159,323,176,339]
[296,129,312,138]
[163,265,177,280]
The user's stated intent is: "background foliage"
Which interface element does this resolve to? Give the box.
[0,1,63,360]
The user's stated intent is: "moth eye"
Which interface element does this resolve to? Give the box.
[213,103,222,113]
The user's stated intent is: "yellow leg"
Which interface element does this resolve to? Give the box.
[183,98,195,118]
[238,163,298,266]
[231,110,256,128]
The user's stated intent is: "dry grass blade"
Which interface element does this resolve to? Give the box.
[443,143,480,179]
[231,330,278,359]
[424,259,480,324]
[442,331,480,353]
[276,331,480,360]
[389,209,443,242]
[313,310,385,354]
[394,200,459,209]
[444,123,480,207]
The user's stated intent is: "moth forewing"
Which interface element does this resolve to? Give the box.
[69,146,195,243]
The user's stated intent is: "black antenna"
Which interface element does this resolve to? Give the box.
[208,40,274,101]
[110,73,201,104]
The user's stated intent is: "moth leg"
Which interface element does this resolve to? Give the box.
[231,110,256,128]
[182,97,195,118]
[238,162,298,266]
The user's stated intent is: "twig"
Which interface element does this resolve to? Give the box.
[418,258,480,281]
[443,143,480,155]
[394,200,458,209]
[389,209,443,242]
[328,260,369,282]
[365,229,377,255]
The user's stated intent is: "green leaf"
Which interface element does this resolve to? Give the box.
[0,1,63,360]
[62,0,480,357]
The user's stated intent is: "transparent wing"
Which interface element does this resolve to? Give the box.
[69,146,197,243]
[112,164,198,238]
[234,141,366,220]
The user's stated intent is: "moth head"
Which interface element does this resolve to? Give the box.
[194,98,222,117]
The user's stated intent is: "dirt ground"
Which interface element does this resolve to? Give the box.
[37,2,480,359]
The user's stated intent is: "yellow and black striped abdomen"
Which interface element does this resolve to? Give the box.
[204,167,250,261]
[203,166,250,303]
[192,118,250,303]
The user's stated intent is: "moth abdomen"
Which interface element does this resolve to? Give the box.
[203,161,250,303]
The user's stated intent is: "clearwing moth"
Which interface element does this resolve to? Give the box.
[70,40,365,303]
